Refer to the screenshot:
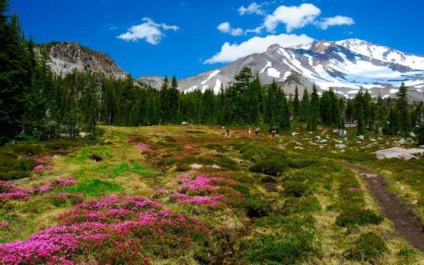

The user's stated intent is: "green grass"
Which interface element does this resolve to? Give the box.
[1,125,424,264]
[57,179,123,198]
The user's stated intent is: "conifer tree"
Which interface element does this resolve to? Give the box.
[300,88,310,122]
[307,85,319,131]
[0,3,29,143]
[293,86,300,120]
[397,82,410,135]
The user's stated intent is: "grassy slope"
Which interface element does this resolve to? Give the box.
[0,124,423,264]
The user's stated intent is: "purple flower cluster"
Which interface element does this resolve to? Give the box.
[0,195,208,264]
[136,143,153,152]
[0,176,76,203]
[0,181,30,202]
[177,174,230,193]
[171,193,226,208]
[169,173,234,208]
[33,156,53,172]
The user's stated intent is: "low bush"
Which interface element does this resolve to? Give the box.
[284,182,313,197]
[249,153,288,176]
[344,232,387,262]
[237,216,317,264]
[288,158,317,169]
[280,196,321,215]
[244,197,271,218]
[336,209,383,228]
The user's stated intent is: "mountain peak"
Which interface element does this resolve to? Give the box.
[312,39,334,53]
[38,41,127,79]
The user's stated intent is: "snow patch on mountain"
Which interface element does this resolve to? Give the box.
[201,70,220,85]
[267,68,280,78]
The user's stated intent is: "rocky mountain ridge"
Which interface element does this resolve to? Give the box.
[147,38,424,100]
[37,42,127,79]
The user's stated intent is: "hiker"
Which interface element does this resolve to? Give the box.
[255,127,259,137]
[226,127,230,137]
[343,130,347,138]
[248,127,252,136]
[271,129,276,138]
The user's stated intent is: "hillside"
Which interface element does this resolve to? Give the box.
[1,125,424,264]
[37,42,127,79]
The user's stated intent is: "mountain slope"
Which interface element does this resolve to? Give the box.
[156,39,424,100]
[38,42,127,79]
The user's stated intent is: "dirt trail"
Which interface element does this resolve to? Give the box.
[344,163,424,252]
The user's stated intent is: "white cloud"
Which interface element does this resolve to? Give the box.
[264,3,321,33]
[317,16,355,30]
[238,2,266,16]
[204,34,314,64]
[217,22,244,36]
[117,18,179,44]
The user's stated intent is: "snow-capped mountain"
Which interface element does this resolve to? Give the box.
[148,38,424,100]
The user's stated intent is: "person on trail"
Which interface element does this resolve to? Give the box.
[255,127,259,137]
[248,127,252,136]
[271,129,276,138]
[226,127,230,137]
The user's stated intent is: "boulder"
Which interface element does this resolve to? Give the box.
[376,147,424,160]
[356,135,364,141]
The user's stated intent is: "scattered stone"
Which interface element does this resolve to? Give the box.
[190,164,203,169]
[356,135,364,141]
[291,132,299,136]
[335,144,346,149]
[376,147,424,160]
[211,164,221,169]
[398,138,406,145]
[361,173,377,178]
[370,138,377,142]
[79,132,91,138]
[314,136,321,140]
[295,146,304,150]
[335,140,343,144]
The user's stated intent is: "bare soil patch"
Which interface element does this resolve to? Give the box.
[344,163,424,252]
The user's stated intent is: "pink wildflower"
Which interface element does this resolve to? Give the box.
[137,143,152,152]
[33,165,44,171]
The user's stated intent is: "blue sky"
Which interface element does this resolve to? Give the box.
[8,0,424,78]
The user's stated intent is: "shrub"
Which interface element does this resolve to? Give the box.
[233,185,250,195]
[336,209,383,228]
[344,232,387,261]
[260,176,276,183]
[284,182,313,197]
[288,159,317,169]
[249,153,288,176]
[244,197,271,218]
[242,216,317,264]
[280,196,321,215]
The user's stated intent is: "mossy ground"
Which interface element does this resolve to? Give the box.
[1,124,424,264]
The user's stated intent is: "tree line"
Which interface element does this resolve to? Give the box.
[1,0,423,145]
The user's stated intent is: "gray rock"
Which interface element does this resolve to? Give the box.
[376,147,424,160]
[398,138,406,145]
[356,135,365,141]
[335,144,346,149]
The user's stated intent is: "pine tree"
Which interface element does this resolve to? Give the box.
[300,88,310,122]
[0,3,29,143]
[397,82,410,135]
[307,85,319,131]
[293,86,300,121]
